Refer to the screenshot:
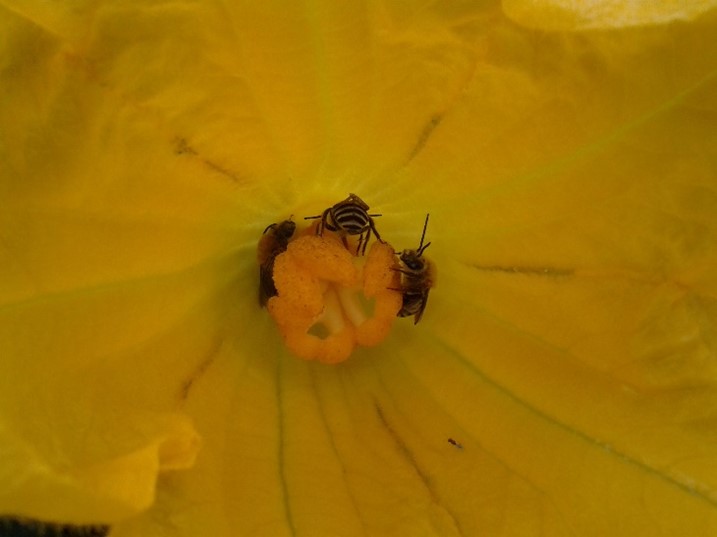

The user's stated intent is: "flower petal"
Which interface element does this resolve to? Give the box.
[382,328,717,535]
[1,414,199,524]
[503,0,717,30]
[4,0,717,536]
[112,334,471,537]
[0,4,251,522]
[0,259,233,522]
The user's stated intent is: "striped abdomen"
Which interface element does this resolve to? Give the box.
[329,203,371,235]
[304,194,383,256]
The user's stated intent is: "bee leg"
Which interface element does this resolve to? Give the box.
[357,233,366,256]
[304,210,330,235]
[318,209,334,236]
[368,219,385,244]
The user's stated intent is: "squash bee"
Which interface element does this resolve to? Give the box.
[257,219,296,307]
[304,193,383,255]
[393,214,435,324]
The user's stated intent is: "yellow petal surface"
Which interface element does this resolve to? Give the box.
[1,0,716,536]
[503,0,717,30]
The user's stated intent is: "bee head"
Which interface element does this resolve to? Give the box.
[346,193,370,211]
[400,249,425,271]
[276,219,297,240]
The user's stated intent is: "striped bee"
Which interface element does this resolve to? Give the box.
[257,219,296,307]
[393,214,435,324]
[304,193,383,255]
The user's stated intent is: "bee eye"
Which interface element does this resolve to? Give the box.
[399,252,423,271]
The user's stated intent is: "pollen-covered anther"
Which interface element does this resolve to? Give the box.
[267,233,401,364]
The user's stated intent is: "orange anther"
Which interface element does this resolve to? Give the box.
[267,233,401,363]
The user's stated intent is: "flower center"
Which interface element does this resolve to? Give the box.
[266,227,402,364]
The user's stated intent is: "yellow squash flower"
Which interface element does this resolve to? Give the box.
[1,1,717,536]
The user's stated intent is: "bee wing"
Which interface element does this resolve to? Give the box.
[259,266,269,307]
[259,263,276,307]
[414,290,430,324]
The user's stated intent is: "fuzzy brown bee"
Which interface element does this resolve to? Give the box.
[258,219,296,307]
[393,214,435,324]
[304,193,383,255]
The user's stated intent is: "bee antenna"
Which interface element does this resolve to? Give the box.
[416,214,430,252]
